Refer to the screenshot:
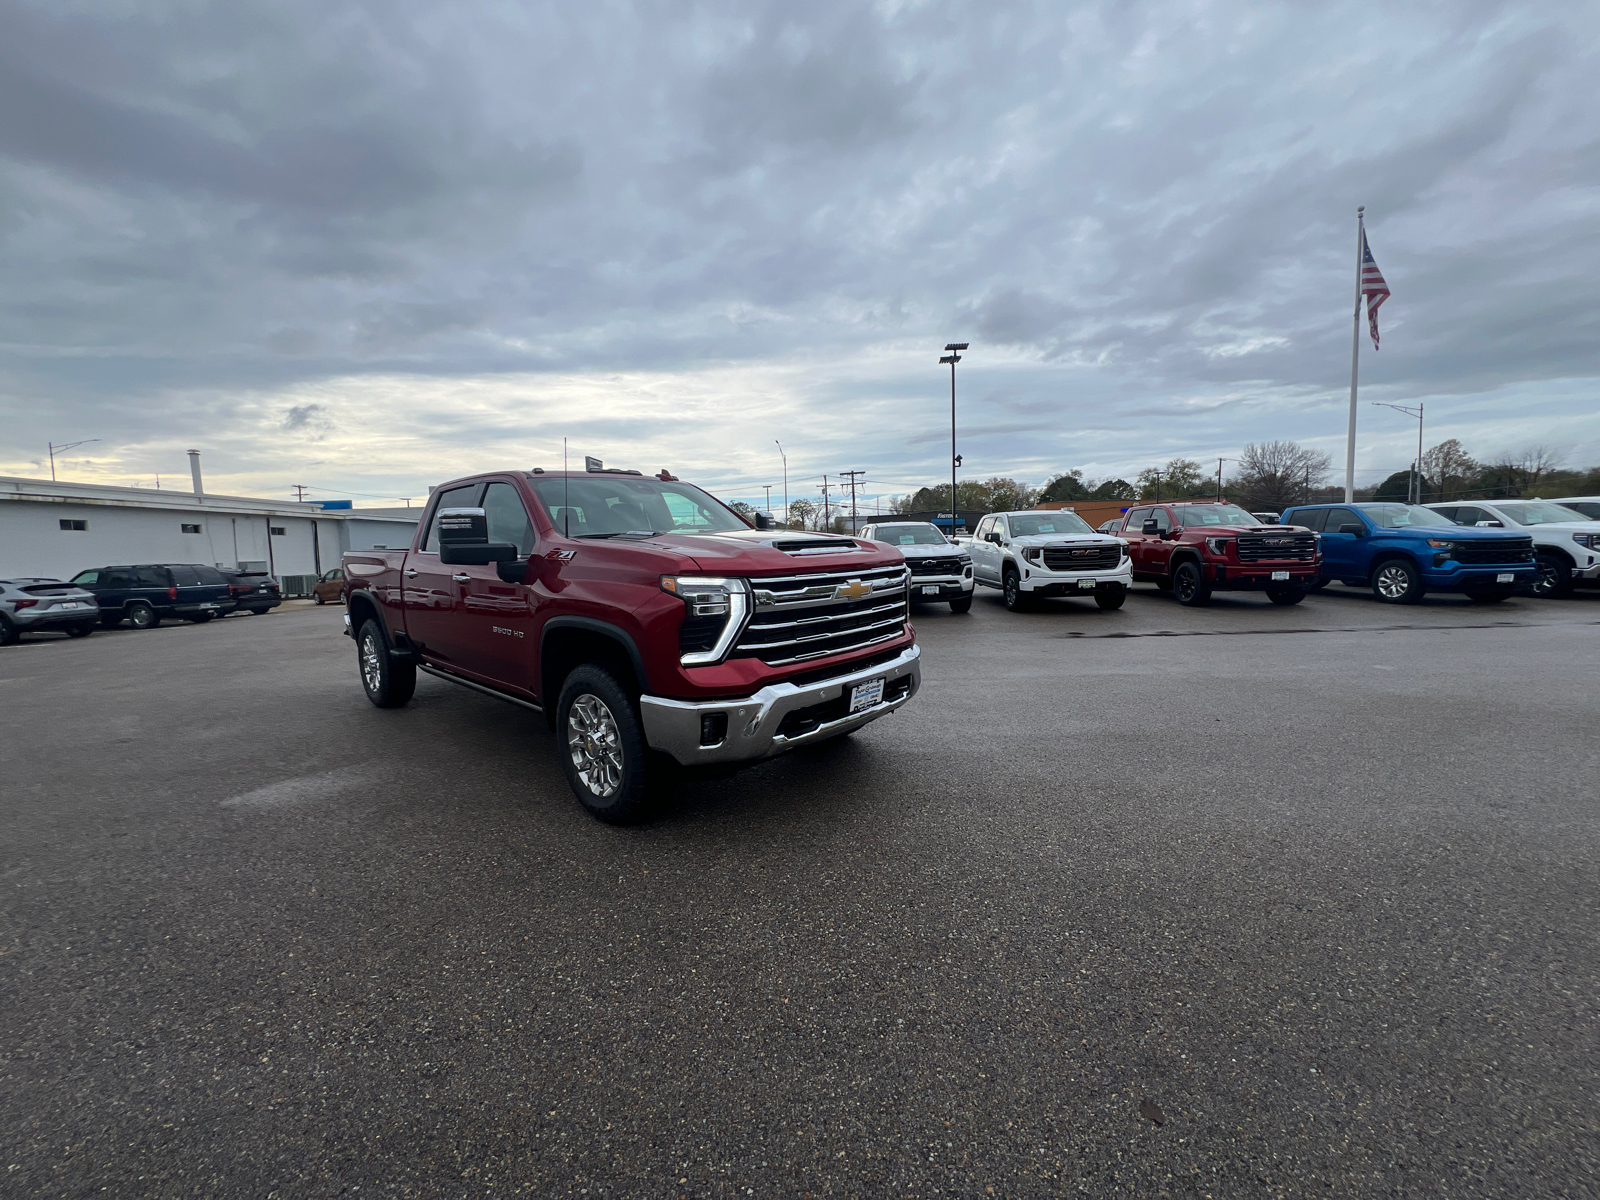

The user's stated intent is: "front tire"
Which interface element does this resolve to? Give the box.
[1533,553,1573,598]
[313,593,326,605]
[1095,589,1125,611]
[1371,559,1424,604]
[357,618,416,709]
[1266,588,1306,606]
[557,664,653,824]
[0,616,17,646]
[127,601,160,629]
[1002,568,1031,612]
[949,595,972,614]
[1172,560,1211,607]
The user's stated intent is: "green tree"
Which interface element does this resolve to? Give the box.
[1372,470,1415,502]
[1418,439,1478,502]
[1091,478,1137,501]
[1038,471,1090,503]
[1136,458,1207,500]
[726,500,756,523]
[785,498,817,529]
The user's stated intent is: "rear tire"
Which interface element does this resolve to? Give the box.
[187,612,214,624]
[127,601,160,629]
[1532,553,1573,598]
[0,615,17,646]
[1095,589,1125,611]
[66,623,95,638]
[357,618,416,709]
[948,595,972,614]
[1266,588,1306,606]
[1172,560,1211,607]
[313,593,326,605]
[1371,559,1424,605]
[1311,577,1330,590]
[557,664,654,824]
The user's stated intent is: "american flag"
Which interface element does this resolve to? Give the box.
[1361,230,1390,349]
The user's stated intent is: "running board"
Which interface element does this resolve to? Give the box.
[418,664,544,713]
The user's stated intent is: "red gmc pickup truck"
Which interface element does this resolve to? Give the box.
[341,467,921,822]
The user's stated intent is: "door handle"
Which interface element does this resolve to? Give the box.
[404,569,419,577]
[451,573,471,582]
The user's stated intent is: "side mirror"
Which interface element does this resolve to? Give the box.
[753,511,777,529]
[437,506,519,566]
[987,532,1002,544]
[1338,523,1364,536]
[1142,519,1159,535]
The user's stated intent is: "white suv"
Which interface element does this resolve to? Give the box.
[858,521,975,613]
[969,510,1132,611]
[1426,499,1600,597]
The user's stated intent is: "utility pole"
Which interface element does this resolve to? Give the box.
[762,484,773,514]
[1215,458,1227,502]
[841,469,865,532]
[291,484,309,502]
[1153,468,1164,504]
[775,441,789,527]
[940,343,968,535]
[48,439,100,482]
[818,476,833,532]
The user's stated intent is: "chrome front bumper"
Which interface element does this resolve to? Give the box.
[1019,562,1132,591]
[640,644,922,766]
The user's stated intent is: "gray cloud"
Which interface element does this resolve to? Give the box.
[2,0,1597,500]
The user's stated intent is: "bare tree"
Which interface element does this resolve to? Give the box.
[1229,441,1332,512]
[1519,444,1563,494]
[1418,439,1478,501]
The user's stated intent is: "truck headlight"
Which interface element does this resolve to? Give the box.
[662,576,750,665]
[1021,547,1041,564]
[1205,538,1233,557]
[1573,532,1598,549]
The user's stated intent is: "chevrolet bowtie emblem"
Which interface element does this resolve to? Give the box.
[835,579,873,601]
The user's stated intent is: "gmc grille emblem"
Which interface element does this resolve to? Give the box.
[1070,549,1096,557]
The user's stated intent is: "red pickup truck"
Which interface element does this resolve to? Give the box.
[1115,500,1321,605]
[342,468,921,822]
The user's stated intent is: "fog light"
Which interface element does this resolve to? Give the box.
[699,713,728,746]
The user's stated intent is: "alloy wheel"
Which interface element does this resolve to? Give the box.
[360,630,383,694]
[568,693,624,799]
[1375,564,1412,600]
[1533,558,1559,596]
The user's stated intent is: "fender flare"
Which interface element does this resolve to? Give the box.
[540,616,650,694]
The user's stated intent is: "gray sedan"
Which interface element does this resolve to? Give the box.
[0,578,100,645]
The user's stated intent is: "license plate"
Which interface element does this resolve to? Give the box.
[1271,570,1290,581]
[849,678,885,714]
[1496,573,1514,583]
[1078,579,1097,589]
[58,602,85,609]
[922,585,939,595]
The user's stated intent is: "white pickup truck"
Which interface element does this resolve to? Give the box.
[1425,499,1600,597]
[858,520,975,613]
[968,509,1132,611]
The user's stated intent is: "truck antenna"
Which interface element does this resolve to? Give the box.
[563,438,570,537]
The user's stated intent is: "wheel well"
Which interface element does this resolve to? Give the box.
[346,592,385,642]
[1537,546,1576,567]
[1168,550,1202,573]
[540,627,641,729]
[1367,551,1417,578]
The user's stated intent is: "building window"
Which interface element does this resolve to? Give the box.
[60,519,88,531]
[181,523,202,534]
[270,526,286,536]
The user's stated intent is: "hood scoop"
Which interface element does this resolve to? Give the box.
[771,538,864,555]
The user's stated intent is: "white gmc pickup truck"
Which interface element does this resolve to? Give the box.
[968,509,1132,611]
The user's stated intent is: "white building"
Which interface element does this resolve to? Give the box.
[0,461,419,592]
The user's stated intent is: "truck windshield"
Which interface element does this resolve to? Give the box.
[1171,504,1256,526]
[530,476,748,537]
[872,524,948,546]
[1009,513,1093,536]
[1491,501,1592,526]
[1364,505,1454,529]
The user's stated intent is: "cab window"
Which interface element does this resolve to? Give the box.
[1149,508,1173,533]
[1123,507,1150,531]
[482,481,537,554]
[70,570,98,586]
[1323,508,1362,533]
[422,484,483,552]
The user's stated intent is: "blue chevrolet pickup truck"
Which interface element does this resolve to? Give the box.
[1278,502,1536,604]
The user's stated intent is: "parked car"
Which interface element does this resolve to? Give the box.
[1277,503,1536,603]
[857,521,974,613]
[0,578,99,644]
[1096,518,1123,535]
[342,468,921,823]
[69,564,235,629]
[968,509,1131,611]
[1114,501,1319,606]
[219,569,282,615]
[1547,495,1600,521]
[311,568,348,606]
[1251,511,1281,524]
[1424,499,1600,597]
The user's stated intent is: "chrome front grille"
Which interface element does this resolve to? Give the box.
[1236,533,1318,562]
[1041,544,1121,571]
[734,565,909,667]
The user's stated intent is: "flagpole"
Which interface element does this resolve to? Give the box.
[1344,205,1365,503]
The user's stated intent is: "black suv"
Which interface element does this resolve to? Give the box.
[219,570,282,616]
[70,564,236,629]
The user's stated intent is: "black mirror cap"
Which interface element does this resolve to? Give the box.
[439,541,519,565]
[753,511,777,529]
[1339,523,1365,535]
[1142,520,1159,534]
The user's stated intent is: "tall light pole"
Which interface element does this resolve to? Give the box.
[940,343,968,535]
[48,439,100,481]
[774,440,788,527]
[1371,401,1424,503]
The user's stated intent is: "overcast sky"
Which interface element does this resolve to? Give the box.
[3,0,1596,511]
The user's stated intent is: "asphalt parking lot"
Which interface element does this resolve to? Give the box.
[4,586,1598,1198]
